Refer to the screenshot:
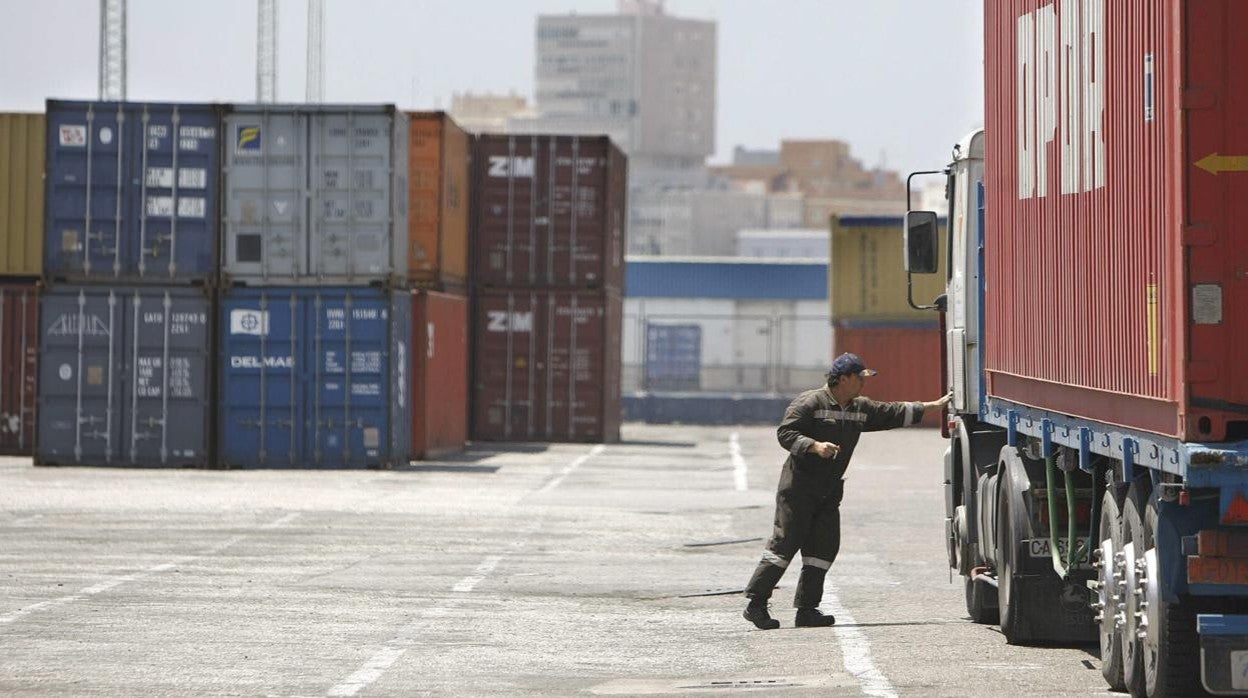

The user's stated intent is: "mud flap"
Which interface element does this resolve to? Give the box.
[1198,614,1248,695]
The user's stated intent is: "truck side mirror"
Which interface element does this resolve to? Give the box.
[904,211,939,274]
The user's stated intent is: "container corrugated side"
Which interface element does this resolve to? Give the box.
[218,287,411,468]
[407,112,469,289]
[0,113,45,277]
[0,283,38,454]
[36,285,213,466]
[829,215,946,322]
[833,319,942,426]
[222,105,409,287]
[410,290,467,458]
[472,288,621,443]
[472,134,626,291]
[985,1,1248,441]
[44,101,220,284]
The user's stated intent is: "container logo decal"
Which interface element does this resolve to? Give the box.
[59,125,87,147]
[58,364,73,381]
[47,313,110,337]
[230,309,270,336]
[230,355,293,369]
[487,310,533,333]
[1016,0,1105,199]
[488,156,535,178]
[236,126,262,153]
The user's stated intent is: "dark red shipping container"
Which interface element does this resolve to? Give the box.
[0,283,38,454]
[410,290,469,459]
[985,0,1248,441]
[472,289,621,443]
[834,320,943,426]
[472,134,627,291]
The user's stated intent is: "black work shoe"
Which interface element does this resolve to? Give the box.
[743,600,780,630]
[795,608,836,627]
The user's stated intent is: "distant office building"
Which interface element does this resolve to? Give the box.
[449,91,532,133]
[709,139,906,215]
[736,228,829,260]
[631,190,805,256]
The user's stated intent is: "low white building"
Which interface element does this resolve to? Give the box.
[624,257,830,394]
[736,228,829,259]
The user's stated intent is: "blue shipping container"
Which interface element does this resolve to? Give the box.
[45,100,220,283]
[218,287,411,468]
[644,323,701,391]
[37,286,214,467]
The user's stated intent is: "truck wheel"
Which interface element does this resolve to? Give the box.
[1096,490,1127,691]
[1121,480,1152,697]
[997,469,1032,644]
[1142,494,1200,697]
[965,574,999,624]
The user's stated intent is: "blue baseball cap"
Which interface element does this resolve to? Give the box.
[829,352,878,378]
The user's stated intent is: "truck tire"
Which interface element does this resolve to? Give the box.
[1121,480,1152,697]
[965,574,999,624]
[997,468,1033,644]
[1097,490,1127,691]
[1142,494,1200,697]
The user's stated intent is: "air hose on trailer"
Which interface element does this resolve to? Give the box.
[1045,454,1090,578]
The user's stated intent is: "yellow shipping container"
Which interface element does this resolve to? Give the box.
[829,214,947,322]
[0,113,44,277]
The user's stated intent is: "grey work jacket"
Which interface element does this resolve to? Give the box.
[776,388,926,497]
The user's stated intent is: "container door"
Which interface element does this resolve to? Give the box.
[46,103,129,279]
[305,290,393,467]
[550,137,609,287]
[407,116,444,284]
[38,290,123,464]
[309,112,398,282]
[543,292,607,441]
[223,111,303,282]
[476,136,548,287]
[134,105,218,281]
[125,290,211,467]
[0,113,46,276]
[1185,0,1248,438]
[0,287,38,454]
[219,290,300,467]
[474,292,539,440]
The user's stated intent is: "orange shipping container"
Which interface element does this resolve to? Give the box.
[833,319,942,426]
[407,112,470,289]
[410,290,469,458]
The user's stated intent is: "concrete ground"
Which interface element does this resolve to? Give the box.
[0,424,1114,696]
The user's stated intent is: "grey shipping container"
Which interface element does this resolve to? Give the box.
[222,105,409,286]
[472,134,627,291]
[37,286,213,467]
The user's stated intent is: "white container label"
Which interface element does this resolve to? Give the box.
[230,309,270,336]
[145,196,206,218]
[145,168,208,189]
[59,125,87,147]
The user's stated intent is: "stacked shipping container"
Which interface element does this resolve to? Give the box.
[0,113,43,454]
[829,215,946,425]
[470,135,626,443]
[37,101,220,466]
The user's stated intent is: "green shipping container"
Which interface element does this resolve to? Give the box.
[0,113,44,277]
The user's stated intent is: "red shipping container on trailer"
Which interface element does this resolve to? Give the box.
[0,283,38,455]
[472,134,627,292]
[834,320,943,427]
[410,290,469,459]
[984,0,1248,441]
[472,289,621,443]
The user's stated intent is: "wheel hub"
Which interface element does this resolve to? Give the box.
[1138,547,1161,681]
[1120,541,1139,663]
[1092,539,1119,637]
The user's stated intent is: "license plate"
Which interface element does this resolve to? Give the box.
[1029,537,1090,558]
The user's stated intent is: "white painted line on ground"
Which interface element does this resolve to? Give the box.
[10,514,43,526]
[537,444,605,494]
[452,555,503,593]
[730,432,748,491]
[327,550,513,696]
[326,646,410,698]
[822,586,898,698]
[0,512,298,626]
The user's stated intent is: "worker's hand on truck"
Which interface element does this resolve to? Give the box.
[923,392,953,412]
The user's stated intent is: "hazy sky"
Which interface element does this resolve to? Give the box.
[0,0,984,174]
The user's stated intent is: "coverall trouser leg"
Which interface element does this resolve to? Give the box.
[745,483,843,605]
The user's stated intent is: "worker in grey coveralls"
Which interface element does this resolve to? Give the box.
[743,352,952,629]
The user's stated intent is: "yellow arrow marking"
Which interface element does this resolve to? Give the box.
[1195,153,1248,175]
